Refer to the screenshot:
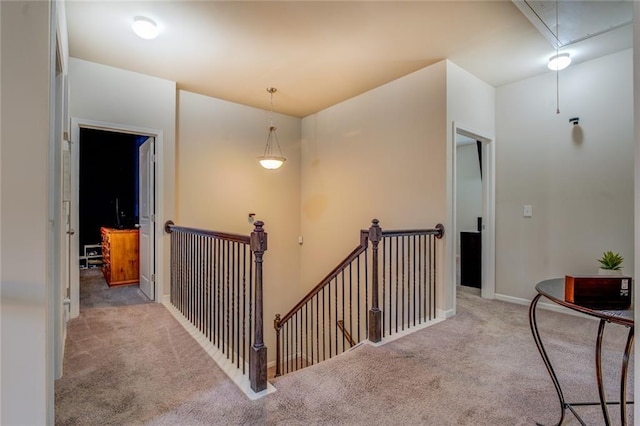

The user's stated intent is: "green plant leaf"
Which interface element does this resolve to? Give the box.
[598,251,623,270]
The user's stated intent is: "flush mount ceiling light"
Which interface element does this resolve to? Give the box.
[132,16,159,40]
[547,53,571,71]
[258,88,286,170]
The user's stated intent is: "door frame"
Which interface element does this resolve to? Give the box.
[448,122,496,315]
[69,118,163,317]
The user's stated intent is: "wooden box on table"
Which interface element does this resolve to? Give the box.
[565,275,632,310]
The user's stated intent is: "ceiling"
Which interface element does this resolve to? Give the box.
[65,1,633,118]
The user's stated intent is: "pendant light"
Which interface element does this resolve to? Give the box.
[258,88,286,170]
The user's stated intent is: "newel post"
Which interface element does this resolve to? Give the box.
[249,221,268,392]
[368,219,382,343]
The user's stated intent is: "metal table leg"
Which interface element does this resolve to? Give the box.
[620,326,634,426]
[595,319,611,425]
[529,294,566,426]
[531,297,633,426]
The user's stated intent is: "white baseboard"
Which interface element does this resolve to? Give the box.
[368,316,446,347]
[162,300,277,400]
[494,293,594,320]
[438,308,456,319]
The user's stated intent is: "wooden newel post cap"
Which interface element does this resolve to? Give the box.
[251,221,268,252]
[369,218,382,242]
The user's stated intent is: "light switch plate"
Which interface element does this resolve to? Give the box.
[523,205,532,218]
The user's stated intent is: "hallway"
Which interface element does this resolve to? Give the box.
[55,276,633,425]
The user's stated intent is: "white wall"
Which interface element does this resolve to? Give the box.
[446,60,496,306]
[300,62,448,307]
[69,58,176,297]
[496,49,634,300]
[1,1,51,424]
[633,3,639,419]
[177,90,301,361]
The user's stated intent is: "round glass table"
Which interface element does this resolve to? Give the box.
[529,278,633,426]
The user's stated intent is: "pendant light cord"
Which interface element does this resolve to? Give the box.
[555,0,560,114]
[269,89,275,129]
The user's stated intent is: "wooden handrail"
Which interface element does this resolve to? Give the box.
[382,223,444,239]
[275,229,370,328]
[164,220,250,243]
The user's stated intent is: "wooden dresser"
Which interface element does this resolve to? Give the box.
[101,227,139,286]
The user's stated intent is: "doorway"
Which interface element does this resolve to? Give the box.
[449,123,496,314]
[70,119,159,318]
[456,135,483,295]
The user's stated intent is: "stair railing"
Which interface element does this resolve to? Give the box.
[274,219,444,376]
[274,227,370,376]
[164,220,268,392]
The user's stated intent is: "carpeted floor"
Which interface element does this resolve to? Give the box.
[55,275,633,425]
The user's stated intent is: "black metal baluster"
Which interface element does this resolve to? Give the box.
[341,272,345,352]
[364,245,369,333]
[248,251,253,362]
[422,235,427,322]
[418,235,423,324]
[333,276,340,355]
[233,242,237,367]
[171,232,175,306]
[395,236,399,334]
[196,235,200,332]
[216,238,221,348]
[204,236,209,337]
[310,298,314,366]
[234,242,239,367]
[209,238,216,343]
[357,255,361,342]
[188,233,193,323]
[382,238,386,337]
[199,235,204,332]
[305,302,309,368]
[386,238,391,337]
[323,287,327,361]
[349,263,353,347]
[412,235,416,327]
[178,232,182,313]
[285,322,290,374]
[296,309,300,369]
[401,235,406,330]
[191,233,196,324]
[289,318,293,372]
[183,233,188,319]
[224,239,229,356]
[242,245,247,374]
[429,235,433,320]
[316,294,320,364]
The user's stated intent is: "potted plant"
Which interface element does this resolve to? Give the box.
[597,251,624,275]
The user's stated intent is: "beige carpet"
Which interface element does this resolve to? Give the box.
[55,274,633,425]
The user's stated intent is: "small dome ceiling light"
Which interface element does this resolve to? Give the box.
[547,52,571,71]
[132,16,159,40]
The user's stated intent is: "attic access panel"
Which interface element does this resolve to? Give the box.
[513,0,632,48]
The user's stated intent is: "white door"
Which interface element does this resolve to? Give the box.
[139,137,155,300]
